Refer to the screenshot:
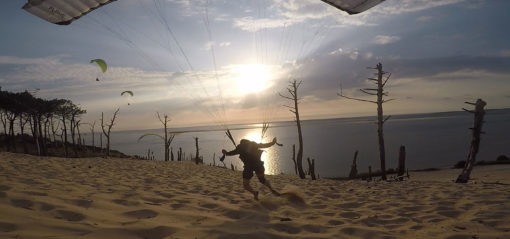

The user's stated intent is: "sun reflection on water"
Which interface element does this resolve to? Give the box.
[240,129,280,175]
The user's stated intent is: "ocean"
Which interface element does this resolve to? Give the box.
[83,109,510,178]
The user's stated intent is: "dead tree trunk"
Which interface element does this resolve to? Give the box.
[280,80,306,179]
[171,147,174,161]
[291,144,298,175]
[456,99,487,183]
[368,166,372,181]
[307,157,316,180]
[349,150,359,179]
[397,145,406,181]
[339,63,393,180]
[101,108,120,158]
[194,137,200,164]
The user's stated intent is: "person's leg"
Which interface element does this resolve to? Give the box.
[243,169,258,200]
[256,173,280,196]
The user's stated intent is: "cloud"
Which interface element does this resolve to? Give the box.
[499,49,510,57]
[416,15,433,22]
[371,0,467,15]
[219,42,231,47]
[373,35,401,45]
[233,17,288,32]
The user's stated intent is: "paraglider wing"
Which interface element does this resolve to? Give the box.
[121,91,134,97]
[90,59,107,73]
[22,0,117,25]
[320,0,384,14]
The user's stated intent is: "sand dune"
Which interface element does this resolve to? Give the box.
[0,152,509,239]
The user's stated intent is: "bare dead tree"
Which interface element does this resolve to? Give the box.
[88,121,96,151]
[291,144,298,175]
[456,99,487,183]
[279,80,306,179]
[139,112,176,161]
[349,150,359,179]
[397,145,406,181]
[338,63,393,180]
[194,136,201,164]
[307,157,316,180]
[101,108,120,158]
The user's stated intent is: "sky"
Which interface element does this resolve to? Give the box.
[1,0,509,130]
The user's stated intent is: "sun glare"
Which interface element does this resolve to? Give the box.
[235,64,272,94]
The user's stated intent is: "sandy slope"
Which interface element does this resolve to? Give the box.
[0,152,509,239]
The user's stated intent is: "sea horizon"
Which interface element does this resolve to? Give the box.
[79,108,510,178]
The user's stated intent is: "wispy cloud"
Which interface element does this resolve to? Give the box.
[373,35,401,45]
[416,15,434,22]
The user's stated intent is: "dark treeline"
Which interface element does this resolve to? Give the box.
[0,87,109,158]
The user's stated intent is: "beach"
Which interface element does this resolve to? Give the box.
[0,152,509,239]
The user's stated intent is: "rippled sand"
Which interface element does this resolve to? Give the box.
[0,152,509,239]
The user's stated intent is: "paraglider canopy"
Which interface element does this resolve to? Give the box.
[22,0,117,25]
[90,59,107,73]
[320,0,385,15]
[121,91,133,97]
[22,0,383,26]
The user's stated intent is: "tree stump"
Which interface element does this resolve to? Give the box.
[397,145,406,181]
[349,150,358,179]
[456,99,487,183]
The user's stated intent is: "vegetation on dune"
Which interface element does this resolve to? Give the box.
[0,88,128,158]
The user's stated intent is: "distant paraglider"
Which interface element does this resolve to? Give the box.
[121,90,133,97]
[90,59,107,81]
[90,59,107,73]
[121,90,134,105]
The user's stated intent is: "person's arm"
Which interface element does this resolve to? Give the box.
[257,137,277,149]
[222,147,239,156]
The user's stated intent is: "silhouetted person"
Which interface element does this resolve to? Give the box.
[222,138,280,200]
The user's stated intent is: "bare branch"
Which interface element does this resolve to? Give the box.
[360,89,377,96]
[382,73,392,86]
[282,105,295,110]
[383,115,391,124]
[382,99,395,103]
[289,109,296,114]
[363,88,378,91]
[338,93,377,104]
[367,78,378,81]
[464,101,477,105]
[279,93,293,100]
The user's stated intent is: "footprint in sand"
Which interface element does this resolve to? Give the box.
[72,199,93,209]
[112,199,140,206]
[123,209,158,219]
[22,191,47,196]
[38,202,55,211]
[336,202,363,209]
[270,223,302,234]
[54,210,86,222]
[0,191,6,198]
[170,203,185,210]
[10,198,34,210]
[200,203,219,209]
[0,185,11,191]
[339,211,361,219]
[327,219,344,226]
[302,224,328,233]
[0,222,17,232]
[134,226,177,239]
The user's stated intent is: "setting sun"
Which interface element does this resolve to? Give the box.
[235,64,272,94]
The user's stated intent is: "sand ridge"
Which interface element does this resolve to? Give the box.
[0,152,509,239]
